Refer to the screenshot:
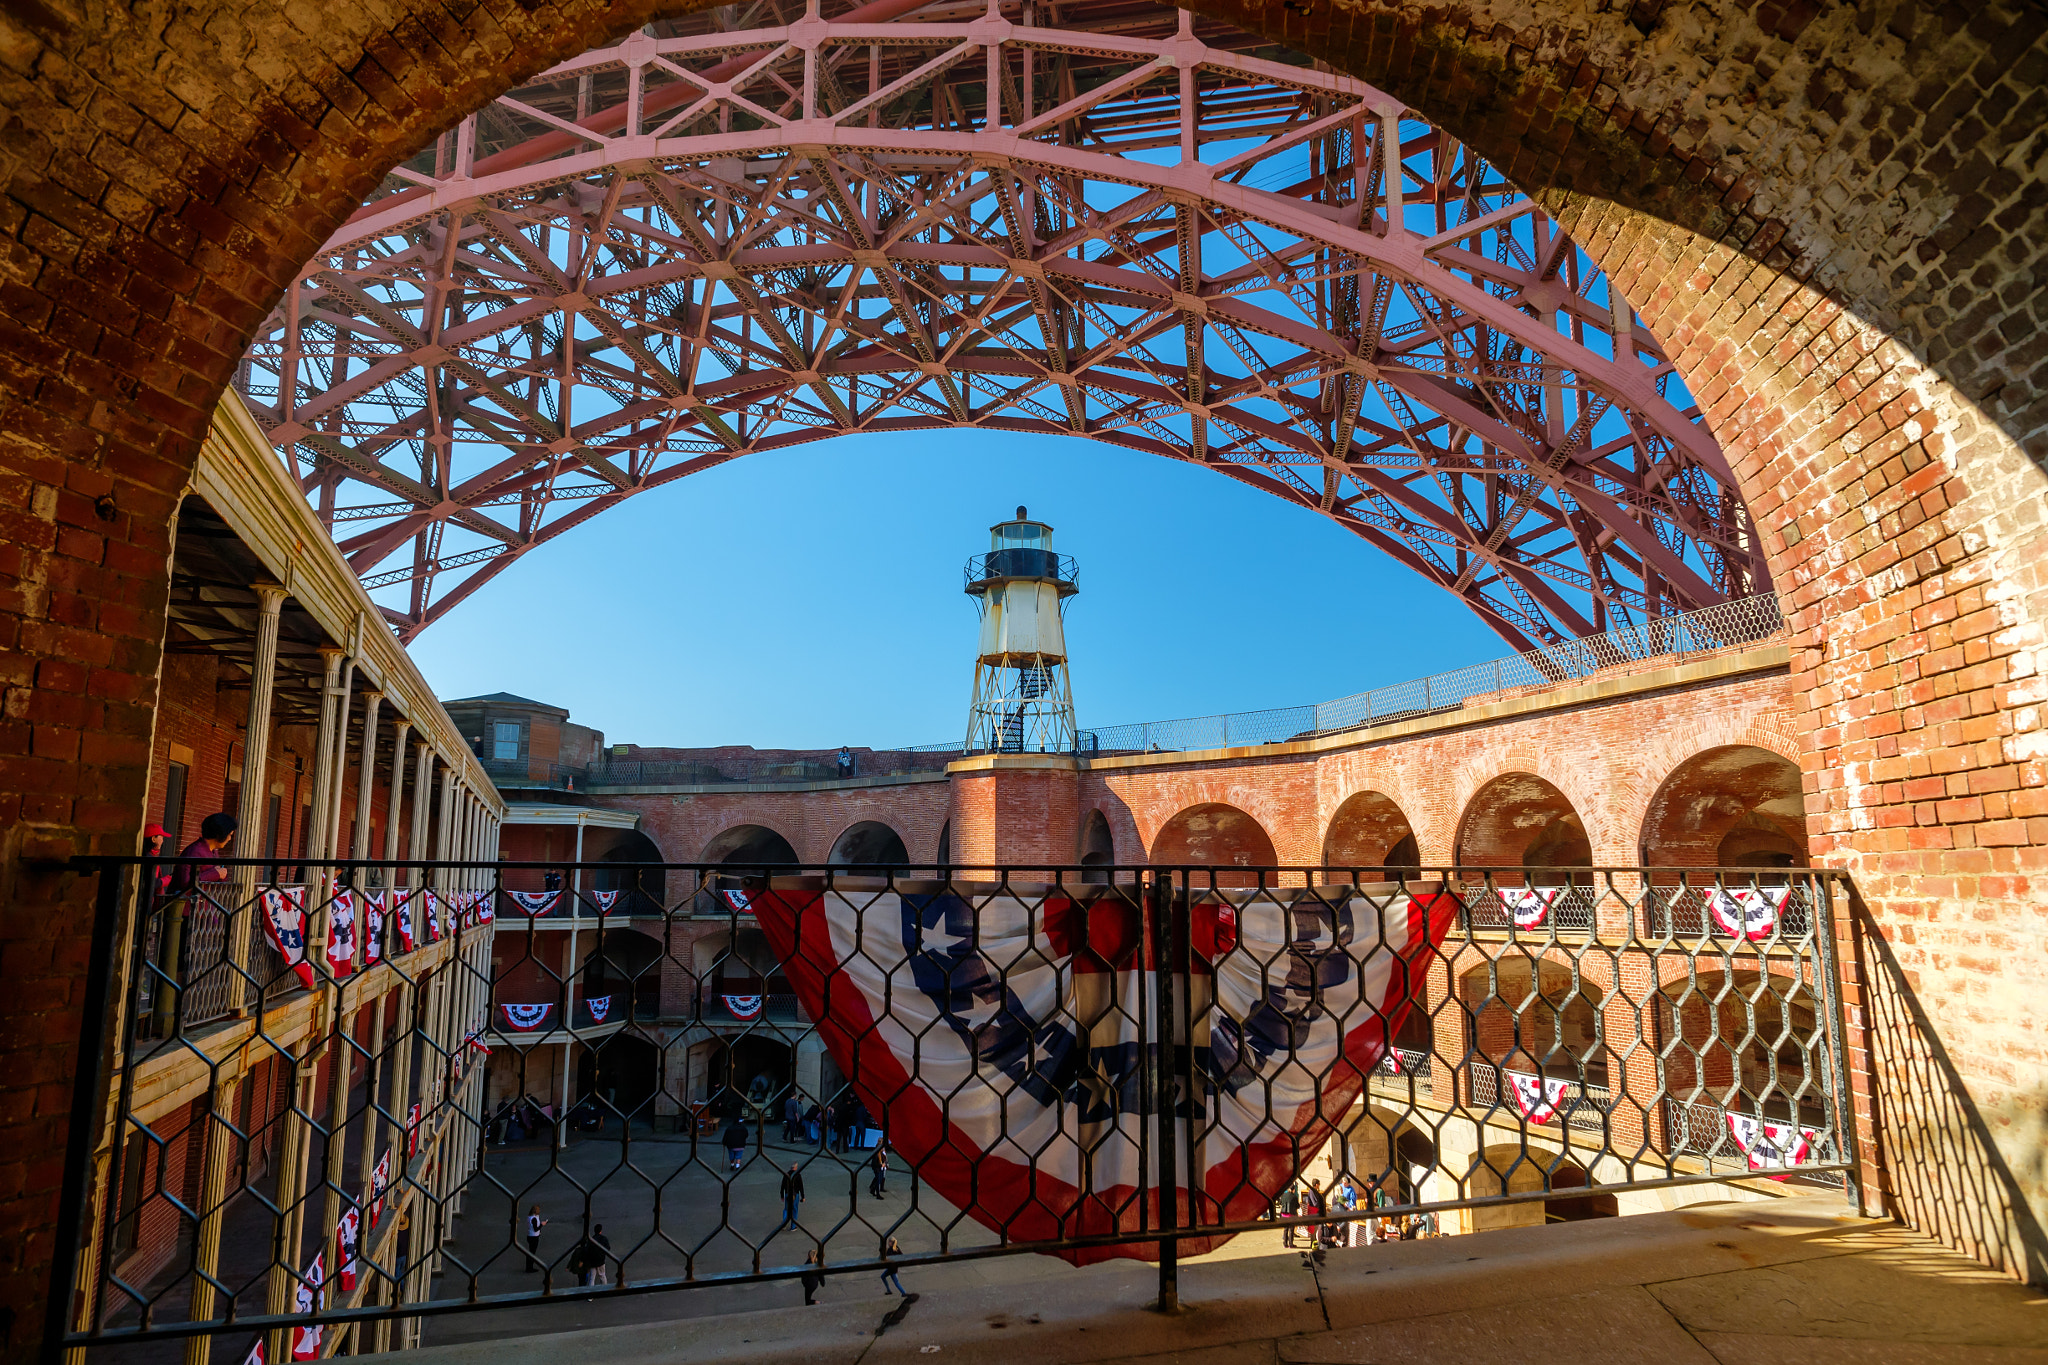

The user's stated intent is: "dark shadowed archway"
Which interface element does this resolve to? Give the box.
[828,820,910,866]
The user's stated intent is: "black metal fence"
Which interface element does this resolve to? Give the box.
[55,859,1860,1361]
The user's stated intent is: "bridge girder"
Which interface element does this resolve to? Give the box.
[242,2,1767,647]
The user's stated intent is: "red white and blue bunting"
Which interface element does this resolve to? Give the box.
[361,893,385,967]
[406,1102,421,1156]
[501,1002,554,1031]
[260,888,315,990]
[1505,1071,1573,1124]
[1725,1113,1816,1179]
[507,890,559,917]
[720,889,753,916]
[243,1337,264,1365]
[289,1251,323,1360]
[391,890,417,953]
[327,890,358,976]
[369,1149,390,1228]
[585,995,614,1025]
[1707,886,1788,941]
[590,889,620,914]
[334,1205,360,1292]
[722,994,763,1021]
[1501,888,1556,930]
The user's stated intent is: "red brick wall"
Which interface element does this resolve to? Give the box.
[600,782,951,867]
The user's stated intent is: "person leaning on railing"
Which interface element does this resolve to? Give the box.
[149,813,236,1035]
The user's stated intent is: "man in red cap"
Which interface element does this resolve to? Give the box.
[144,823,171,894]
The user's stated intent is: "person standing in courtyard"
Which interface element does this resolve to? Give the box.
[590,1224,612,1284]
[780,1161,806,1229]
[868,1145,889,1197]
[1279,1181,1300,1247]
[525,1204,548,1272]
[800,1250,824,1306]
[723,1117,749,1171]
[783,1093,803,1143]
[879,1237,906,1296]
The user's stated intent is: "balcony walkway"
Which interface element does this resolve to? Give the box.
[365,1196,2040,1365]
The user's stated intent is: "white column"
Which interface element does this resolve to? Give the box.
[352,690,384,868]
[305,649,344,864]
[385,719,411,865]
[230,584,288,973]
[409,744,434,887]
[323,657,359,863]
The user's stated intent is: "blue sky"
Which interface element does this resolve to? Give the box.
[406,429,1508,750]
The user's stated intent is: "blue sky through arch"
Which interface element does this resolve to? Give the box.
[405,428,1506,750]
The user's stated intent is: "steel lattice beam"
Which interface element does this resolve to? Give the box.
[240,0,1769,647]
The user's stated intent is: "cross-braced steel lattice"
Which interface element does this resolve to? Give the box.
[239,0,1768,647]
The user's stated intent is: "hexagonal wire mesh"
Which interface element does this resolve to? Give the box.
[56,857,1859,1358]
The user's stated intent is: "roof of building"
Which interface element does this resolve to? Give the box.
[444,691,568,713]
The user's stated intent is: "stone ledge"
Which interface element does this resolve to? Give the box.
[362,1195,2044,1365]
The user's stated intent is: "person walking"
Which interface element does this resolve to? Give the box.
[800,1250,824,1306]
[779,1161,806,1229]
[590,1224,612,1284]
[1302,1178,1326,1250]
[722,1117,749,1171]
[783,1094,803,1144]
[879,1237,906,1296]
[1279,1182,1301,1247]
[867,1145,889,1198]
[525,1205,548,1272]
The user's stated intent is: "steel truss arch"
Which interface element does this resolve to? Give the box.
[241,0,1768,647]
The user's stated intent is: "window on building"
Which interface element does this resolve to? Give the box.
[160,760,190,848]
[493,721,520,761]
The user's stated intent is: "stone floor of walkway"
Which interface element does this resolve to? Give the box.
[385,1194,2045,1365]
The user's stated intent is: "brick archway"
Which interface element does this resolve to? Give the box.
[3,0,2045,1332]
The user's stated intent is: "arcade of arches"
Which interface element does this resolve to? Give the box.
[2,0,2046,1340]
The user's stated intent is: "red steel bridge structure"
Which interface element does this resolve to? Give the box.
[239,0,1769,650]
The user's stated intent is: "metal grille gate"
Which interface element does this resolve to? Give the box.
[53,859,1861,1361]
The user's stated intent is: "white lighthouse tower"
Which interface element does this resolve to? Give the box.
[964,506,1079,753]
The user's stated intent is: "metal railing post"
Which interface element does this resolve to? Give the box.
[45,861,130,1365]
[1811,871,1866,1215]
[1150,869,1179,1312]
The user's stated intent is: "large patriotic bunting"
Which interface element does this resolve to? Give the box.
[326,890,357,977]
[1707,885,1789,941]
[1505,1070,1573,1124]
[261,888,315,989]
[243,1338,265,1365]
[1725,1113,1817,1179]
[721,994,763,1021]
[755,882,1455,1262]
[289,1252,323,1360]
[501,1002,554,1031]
[362,893,385,967]
[585,995,613,1025]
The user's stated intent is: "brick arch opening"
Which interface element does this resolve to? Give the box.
[1464,1143,1612,1230]
[1460,959,1608,1089]
[700,823,799,868]
[1658,968,1824,1124]
[1150,803,1279,886]
[1321,791,1420,870]
[1641,746,1808,876]
[828,820,909,867]
[1456,774,1593,880]
[1079,809,1116,882]
[3,0,2046,1324]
